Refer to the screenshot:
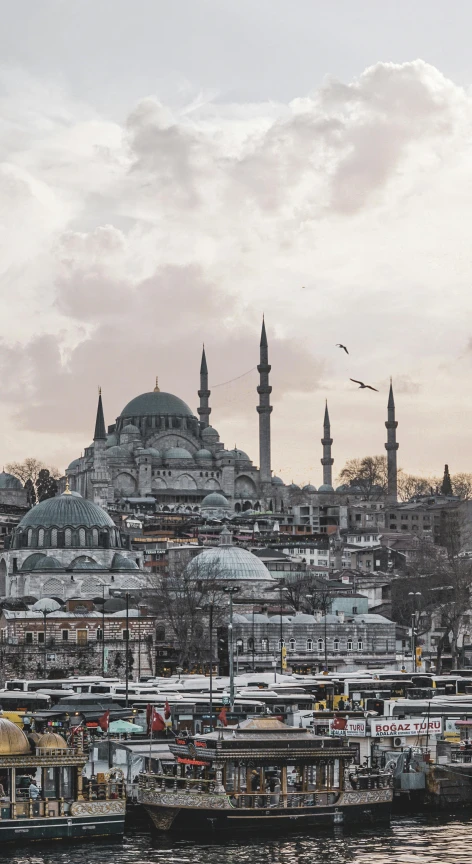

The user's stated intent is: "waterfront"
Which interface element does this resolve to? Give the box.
[3,817,472,864]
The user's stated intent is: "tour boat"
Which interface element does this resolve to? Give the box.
[0,716,125,844]
[139,717,393,833]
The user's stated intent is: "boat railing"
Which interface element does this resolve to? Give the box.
[82,780,126,801]
[227,791,341,808]
[35,747,80,758]
[140,773,217,793]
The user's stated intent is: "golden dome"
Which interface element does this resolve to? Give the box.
[0,717,31,755]
[37,732,67,749]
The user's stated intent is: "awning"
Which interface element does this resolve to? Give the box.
[177,757,210,766]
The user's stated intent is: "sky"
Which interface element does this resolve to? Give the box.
[2,0,472,486]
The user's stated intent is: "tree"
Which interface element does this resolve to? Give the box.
[6,459,61,503]
[397,473,438,502]
[36,469,58,502]
[338,455,388,499]
[451,473,472,501]
[441,464,453,497]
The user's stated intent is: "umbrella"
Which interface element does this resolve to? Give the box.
[108,719,144,734]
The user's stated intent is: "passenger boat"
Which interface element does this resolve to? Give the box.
[0,715,125,843]
[139,717,393,833]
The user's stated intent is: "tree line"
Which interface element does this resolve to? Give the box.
[338,455,472,501]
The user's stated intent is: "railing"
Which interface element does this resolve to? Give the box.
[140,774,217,794]
[82,780,126,801]
[451,747,472,764]
[227,791,341,808]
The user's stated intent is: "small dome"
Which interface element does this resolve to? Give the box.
[111,552,139,570]
[120,391,193,418]
[165,447,193,460]
[272,476,284,485]
[229,448,250,461]
[32,555,62,571]
[201,426,219,440]
[121,424,140,434]
[0,471,23,490]
[67,458,82,471]
[318,484,334,493]
[336,484,350,493]
[21,553,47,572]
[195,449,212,460]
[0,717,30,755]
[32,598,61,613]
[106,433,118,448]
[186,529,273,582]
[70,556,103,570]
[18,493,115,529]
[139,447,160,459]
[106,445,130,458]
[303,484,317,493]
[201,492,230,510]
[289,483,301,491]
[37,732,67,750]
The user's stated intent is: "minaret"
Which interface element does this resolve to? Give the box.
[92,388,110,508]
[385,379,399,502]
[198,345,211,429]
[257,318,272,483]
[321,401,334,486]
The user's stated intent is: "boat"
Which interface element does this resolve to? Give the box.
[138,717,393,833]
[0,715,126,843]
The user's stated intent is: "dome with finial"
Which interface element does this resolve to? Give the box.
[37,732,67,750]
[0,716,31,755]
[18,492,115,529]
[201,492,230,510]
[185,527,273,582]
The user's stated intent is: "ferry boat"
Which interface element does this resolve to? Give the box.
[139,717,393,833]
[0,715,126,843]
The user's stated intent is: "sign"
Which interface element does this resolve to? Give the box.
[329,718,366,737]
[369,717,443,738]
[221,696,230,706]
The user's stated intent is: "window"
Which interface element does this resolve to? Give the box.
[355,514,361,521]
[412,515,418,521]
[122,629,130,640]
[347,639,353,651]
[278,639,285,650]
[38,632,45,644]
[333,639,340,651]
[289,638,296,652]
[307,639,314,652]
[247,637,254,651]
[79,528,86,546]
[62,630,69,642]
[65,528,72,547]
[96,628,103,642]
[357,640,363,651]
[317,639,323,651]
[261,638,269,652]
[352,606,358,614]
[25,632,34,644]
[38,528,44,547]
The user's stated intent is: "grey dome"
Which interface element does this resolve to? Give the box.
[201,426,219,440]
[32,598,61,613]
[318,484,334,493]
[18,493,115,529]
[0,471,22,490]
[70,556,104,570]
[21,553,47,571]
[336,484,350,492]
[121,391,193,418]
[289,483,301,491]
[121,424,140,434]
[272,476,284,485]
[165,447,193,460]
[201,492,230,510]
[195,449,212,460]
[67,459,81,471]
[106,446,130,458]
[32,555,62,571]
[186,529,273,582]
[111,552,139,570]
[143,447,161,459]
[303,484,317,493]
[229,448,250,461]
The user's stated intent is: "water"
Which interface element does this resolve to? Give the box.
[3,816,472,864]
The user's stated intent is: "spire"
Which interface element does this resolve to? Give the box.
[321,400,334,486]
[385,379,399,502]
[154,376,160,393]
[94,389,106,441]
[198,344,211,429]
[257,317,272,483]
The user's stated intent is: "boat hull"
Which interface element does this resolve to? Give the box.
[0,801,126,845]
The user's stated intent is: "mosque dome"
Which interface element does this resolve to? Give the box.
[272,476,284,485]
[18,493,115,529]
[336,484,350,493]
[229,448,250,461]
[31,555,62,571]
[121,391,193,418]
[201,426,219,441]
[111,552,139,570]
[0,471,22,490]
[37,732,67,750]
[106,446,130,459]
[318,484,334,493]
[165,448,193,460]
[201,492,230,510]
[289,483,301,491]
[195,449,212,460]
[121,424,140,434]
[67,458,81,471]
[145,448,161,459]
[186,528,273,582]
[303,484,317,493]
[0,717,31,755]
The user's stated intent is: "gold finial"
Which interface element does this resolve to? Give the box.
[154,376,160,392]
[64,478,71,495]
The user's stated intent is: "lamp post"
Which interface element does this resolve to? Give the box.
[125,592,129,708]
[223,586,239,711]
[408,591,422,672]
[34,598,61,678]
[197,604,214,732]
[307,592,329,674]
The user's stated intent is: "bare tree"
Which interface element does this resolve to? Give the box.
[338,455,388,499]
[452,473,472,501]
[6,458,61,503]
[397,473,439,502]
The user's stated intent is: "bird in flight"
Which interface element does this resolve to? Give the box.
[336,344,349,354]
[350,378,378,392]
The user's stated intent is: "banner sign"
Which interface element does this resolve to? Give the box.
[329,718,366,737]
[369,717,443,738]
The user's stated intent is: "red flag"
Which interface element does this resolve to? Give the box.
[332,715,347,731]
[98,710,109,732]
[218,707,228,727]
[151,710,166,732]
[164,700,171,720]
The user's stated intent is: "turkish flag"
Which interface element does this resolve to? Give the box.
[151,710,166,732]
[164,700,171,720]
[218,707,228,727]
[98,710,109,732]
[332,715,347,730]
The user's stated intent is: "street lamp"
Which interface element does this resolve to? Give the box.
[32,598,61,677]
[196,603,215,732]
[408,591,422,672]
[307,593,328,674]
[223,586,239,711]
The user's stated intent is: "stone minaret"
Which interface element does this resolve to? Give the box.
[257,318,272,483]
[92,388,109,508]
[198,345,211,429]
[321,401,334,486]
[385,379,399,503]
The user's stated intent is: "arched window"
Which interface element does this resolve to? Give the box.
[289,638,296,652]
[261,638,269,652]
[247,637,254,651]
[51,528,57,547]
[278,639,285,651]
[38,529,44,547]
[357,640,364,651]
[65,528,72,547]
[79,528,86,547]
[347,639,353,651]
[92,529,98,546]
[306,639,314,652]
[333,639,340,651]
[96,628,103,642]
[317,639,324,652]
[27,529,33,548]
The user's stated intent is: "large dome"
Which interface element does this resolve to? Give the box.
[0,717,30,755]
[120,391,193,418]
[18,493,115,529]
[201,492,230,510]
[186,529,273,582]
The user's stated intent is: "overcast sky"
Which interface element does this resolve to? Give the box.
[2,0,472,485]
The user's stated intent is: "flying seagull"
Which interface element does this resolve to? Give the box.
[336,343,349,354]
[350,378,378,392]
